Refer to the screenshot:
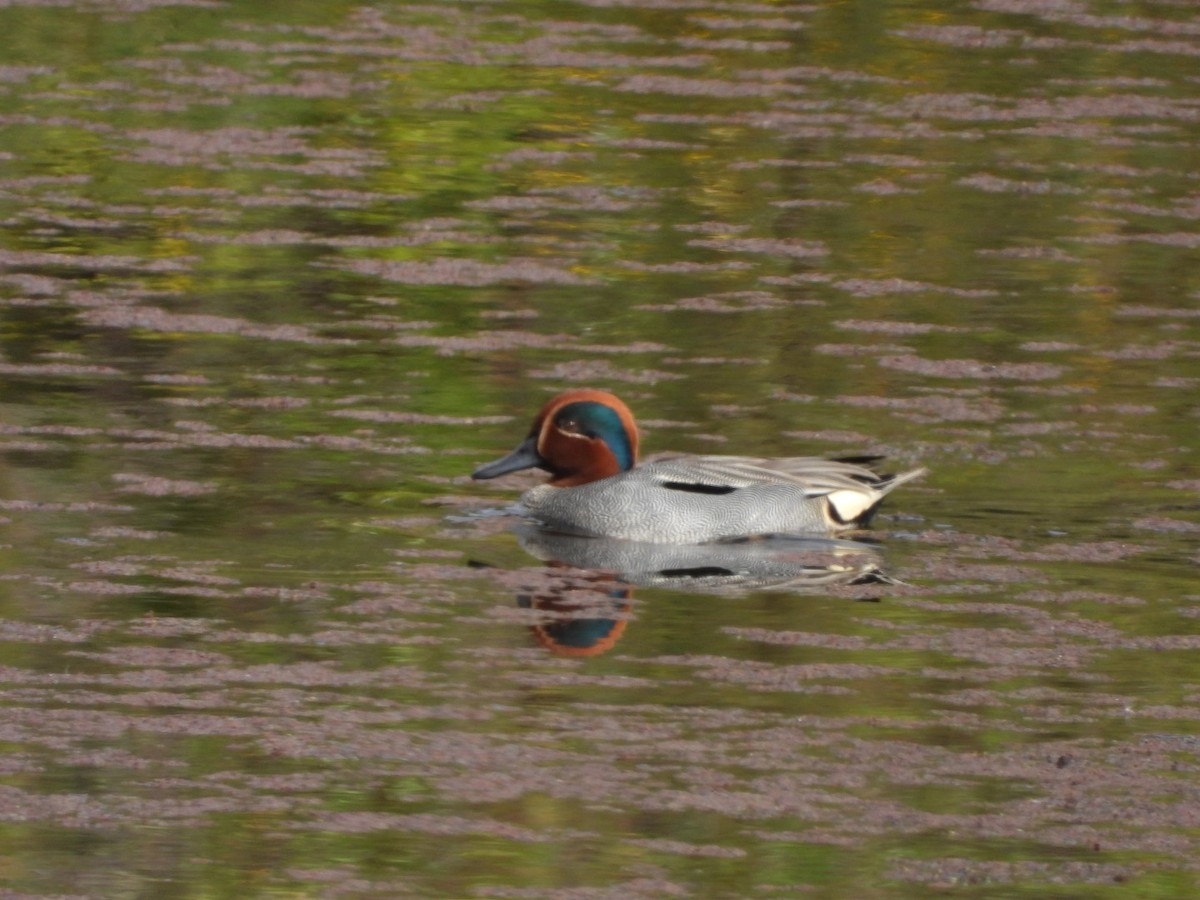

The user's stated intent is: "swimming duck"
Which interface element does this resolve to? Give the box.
[472,389,925,544]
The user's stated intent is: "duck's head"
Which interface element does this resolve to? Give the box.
[472,389,639,487]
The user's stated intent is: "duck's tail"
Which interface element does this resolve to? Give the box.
[878,466,928,494]
[828,466,928,529]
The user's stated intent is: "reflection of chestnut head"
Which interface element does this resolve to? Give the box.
[517,566,633,658]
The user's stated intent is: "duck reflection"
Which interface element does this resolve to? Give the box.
[506,525,891,656]
[516,566,633,658]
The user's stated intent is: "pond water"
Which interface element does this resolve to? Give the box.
[1,0,1199,897]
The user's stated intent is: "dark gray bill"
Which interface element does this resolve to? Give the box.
[472,435,543,479]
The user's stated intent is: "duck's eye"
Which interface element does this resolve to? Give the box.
[558,418,582,434]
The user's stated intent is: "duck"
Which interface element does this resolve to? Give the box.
[472,389,926,544]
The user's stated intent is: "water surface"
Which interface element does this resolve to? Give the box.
[1,0,1198,897]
